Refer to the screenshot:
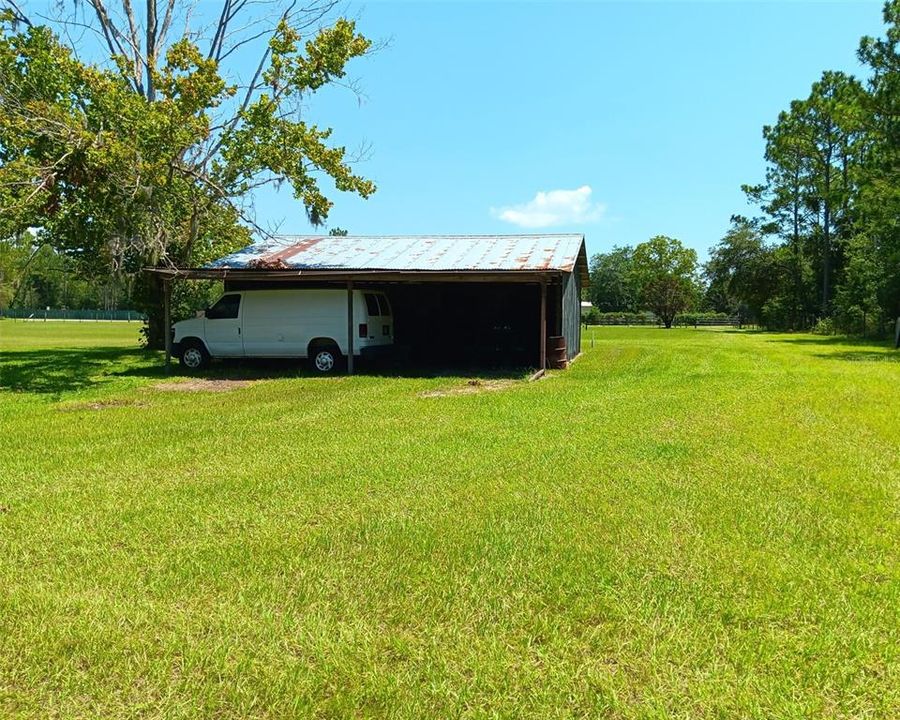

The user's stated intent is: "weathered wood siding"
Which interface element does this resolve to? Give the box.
[561,271,581,360]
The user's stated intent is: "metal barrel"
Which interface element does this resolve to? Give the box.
[547,336,568,369]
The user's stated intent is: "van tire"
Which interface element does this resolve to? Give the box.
[180,339,210,370]
[309,342,341,374]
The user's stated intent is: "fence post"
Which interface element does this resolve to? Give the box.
[894,317,899,349]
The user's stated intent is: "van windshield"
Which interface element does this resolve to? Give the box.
[377,295,391,316]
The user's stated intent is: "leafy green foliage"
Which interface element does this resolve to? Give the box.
[704,218,781,325]
[739,1,900,334]
[0,5,376,346]
[0,231,32,309]
[833,234,883,335]
[219,20,374,226]
[630,235,699,328]
[588,245,636,312]
[587,237,699,327]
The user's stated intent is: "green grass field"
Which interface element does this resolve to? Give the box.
[1,321,898,718]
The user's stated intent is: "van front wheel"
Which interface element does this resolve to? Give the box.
[180,340,209,370]
[310,345,340,374]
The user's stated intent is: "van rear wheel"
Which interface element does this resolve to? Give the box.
[310,345,341,374]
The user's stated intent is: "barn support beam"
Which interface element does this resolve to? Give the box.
[347,280,354,375]
[539,280,547,369]
[163,278,172,374]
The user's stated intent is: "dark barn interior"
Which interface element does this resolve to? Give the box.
[385,282,551,368]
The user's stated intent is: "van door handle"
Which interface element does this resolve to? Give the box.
[237,327,241,335]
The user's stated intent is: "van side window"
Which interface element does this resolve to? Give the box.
[207,294,241,319]
[364,293,380,316]
[377,295,391,316]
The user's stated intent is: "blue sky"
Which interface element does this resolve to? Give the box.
[252,0,885,260]
[31,0,887,259]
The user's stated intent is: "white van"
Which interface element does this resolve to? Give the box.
[172,289,393,373]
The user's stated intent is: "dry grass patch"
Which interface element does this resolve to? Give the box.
[419,377,519,398]
[58,398,148,412]
[152,379,255,393]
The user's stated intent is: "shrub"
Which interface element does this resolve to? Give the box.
[812,317,836,335]
[582,307,601,325]
[588,312,657,325]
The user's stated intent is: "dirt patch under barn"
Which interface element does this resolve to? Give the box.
[152,379,255,393]
[419,378,520,398]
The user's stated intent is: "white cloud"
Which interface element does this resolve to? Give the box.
[491,185,606,229]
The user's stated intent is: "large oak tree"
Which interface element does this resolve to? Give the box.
[630,236,698,329]
[0,1,376,345]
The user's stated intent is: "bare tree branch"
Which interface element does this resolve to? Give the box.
[208,0,233,61]
[2,0,32,27]
[170,160,274,241]
[156,0,177,54]
[196,1,301,168]
[145,0,157,100]
[86,0,144,93]
[33,9,104,47]
[121,0,143,88]
[216,23,273,62]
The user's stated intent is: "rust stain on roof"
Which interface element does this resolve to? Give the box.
[264,236,324,263]
[207,234,587,279]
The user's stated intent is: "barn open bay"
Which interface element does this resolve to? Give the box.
[1,323,897,717]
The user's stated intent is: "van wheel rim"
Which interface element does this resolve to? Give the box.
[184,348,202,368]
[315,351,334,371]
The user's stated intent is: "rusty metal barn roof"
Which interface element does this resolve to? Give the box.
[206,234,587,279]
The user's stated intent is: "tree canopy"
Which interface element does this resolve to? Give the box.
[587,246,636,312]
[630,236,698,329]
[0,1,376,344]
[730,1,900,333]
[587,236,699,328]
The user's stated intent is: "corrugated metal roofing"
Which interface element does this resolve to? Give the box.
[207,234,586,274]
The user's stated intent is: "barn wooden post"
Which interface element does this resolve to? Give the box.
[894,317,900,349]
[163,277,172,374]
[347,280,355,375]
[539,281,547,369]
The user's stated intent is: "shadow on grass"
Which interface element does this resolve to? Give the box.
[768,334,892,347]
[0,346,165,394]
[812,350,900,363]
[756,333,899,360]
[161,357,530,382]
[1,346,530,394]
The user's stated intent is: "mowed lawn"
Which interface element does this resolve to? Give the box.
[0,321,898,719]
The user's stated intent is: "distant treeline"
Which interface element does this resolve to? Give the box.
[0,240,136,312]
[590,2,900,337]
[582,310,740,327]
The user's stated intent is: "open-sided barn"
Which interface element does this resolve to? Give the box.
[149,234,588,372]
